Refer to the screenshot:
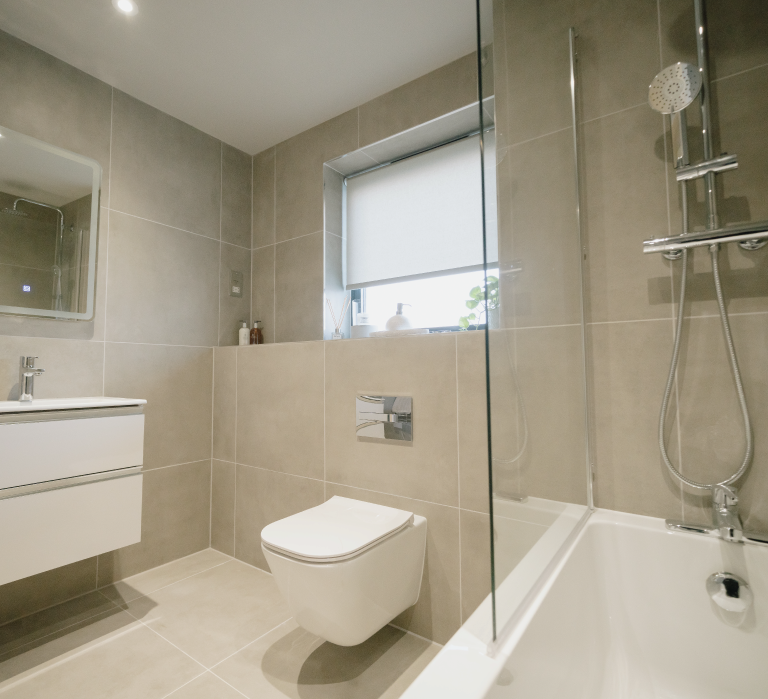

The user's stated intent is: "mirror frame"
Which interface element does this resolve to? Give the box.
[0,125,102,321]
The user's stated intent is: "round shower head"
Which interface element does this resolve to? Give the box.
[1,207,28,218]
[648,62,702,114]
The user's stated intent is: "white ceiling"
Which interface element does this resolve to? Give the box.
[0,0,477,154]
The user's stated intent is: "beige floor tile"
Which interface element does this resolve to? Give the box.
[0,592,116,658]
[0,557,97,628]
[0,609,201,697]
[214,620,440,699]
[125,560,292,668]
[166,671,244,699]
[99,549,231,606]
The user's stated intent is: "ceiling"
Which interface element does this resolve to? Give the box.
[0,0,477,154]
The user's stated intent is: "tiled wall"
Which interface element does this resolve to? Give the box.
[493,0,768,528]
[250,54,479,344]
[0,30,252,624]
[211,331,491,645]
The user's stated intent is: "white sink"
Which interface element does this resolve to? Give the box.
[0,395,146,586]
[0,396,147,413]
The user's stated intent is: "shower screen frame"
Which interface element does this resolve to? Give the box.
[0,125,101,321]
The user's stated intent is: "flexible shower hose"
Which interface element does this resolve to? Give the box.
[658,242,753,490]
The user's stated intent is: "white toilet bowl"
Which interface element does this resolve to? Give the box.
[261,496,427,646]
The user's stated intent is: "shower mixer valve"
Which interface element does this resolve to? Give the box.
[666,485,768,546]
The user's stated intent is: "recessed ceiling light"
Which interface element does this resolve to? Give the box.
[112,0,138,16]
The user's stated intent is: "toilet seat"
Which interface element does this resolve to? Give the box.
[261,495,414,563]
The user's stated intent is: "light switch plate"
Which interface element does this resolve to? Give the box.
[230,270,243,298]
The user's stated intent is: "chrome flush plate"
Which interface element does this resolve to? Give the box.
[356,395,412,443]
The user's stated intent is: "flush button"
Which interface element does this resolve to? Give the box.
[230,270,243,298]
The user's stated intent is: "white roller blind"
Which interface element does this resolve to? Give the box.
[345,133,497,290]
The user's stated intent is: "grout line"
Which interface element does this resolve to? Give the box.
[712,61,768,84]
[499,125,572,152]
[505,322,581,331]
[217,142,223,348]
[581,101,649,125]
[251,241,277,252]
[388,623,443,648]
[96,559,231,604]
[208,618,293,671]
[159,670,209,699]
[323,342,327,501]
[209,353,215,548]
[233,349,238,558]
[357,106,360,149]
[273,229,323,245]
[0,594,122,648]
[273,149,277,342]
[102,86,115,378]
[203,673,251,699]
[455,334,463,623]
[586,316,673,326]
[107,208,219,242]
[143,460,212,473]
[104,340,212,349]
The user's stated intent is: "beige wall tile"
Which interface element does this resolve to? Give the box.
[275,109,357,242]
[104,343,212,471]
[514,325,589,504]
[252,148,275,249]
[497,129,583,328]
[221,143,252,248]
[105,211,219,347]
[236,341,324,479]
[0,31,112,201]
[0,336,103,402]
[219,242,252,347]
[274,232,324,343]
[590,320,683,518]
[660,0,768,82]
[325,483,461,645]
[213,346,237,463]
[574,0,661,123]
[672,314,768,530]
[97,461,211,584]
[252,245,275,344]
[459,510,491,622]
[212,460,236,556]
[325,334,460,507]
[583,105,674,323]
[234,466,324,571]
[457,331,491,514]
[110,90,221,239]
[0,558,96,627]
[358,53,477,148]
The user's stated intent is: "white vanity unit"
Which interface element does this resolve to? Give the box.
[0,397,145,586]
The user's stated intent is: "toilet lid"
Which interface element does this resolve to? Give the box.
[261,496,414,562]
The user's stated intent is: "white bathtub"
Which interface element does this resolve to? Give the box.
[404,509,768,699]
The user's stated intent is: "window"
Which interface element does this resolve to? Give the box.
[345,131,497,331]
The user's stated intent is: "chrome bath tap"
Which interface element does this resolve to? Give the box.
[666,484,768,545]
[19,356,45,402]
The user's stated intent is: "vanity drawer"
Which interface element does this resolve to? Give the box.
[0,472,142,586]
[0,411,144,490]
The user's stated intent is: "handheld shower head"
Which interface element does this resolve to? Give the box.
[649,62,702,168]
[648,62,702,114]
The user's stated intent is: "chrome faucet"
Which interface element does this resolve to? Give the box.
[666,484,768,545]
[19,356,45,402]
[712,485,743,543]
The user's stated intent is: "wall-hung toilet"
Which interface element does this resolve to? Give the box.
[261,496,427,646]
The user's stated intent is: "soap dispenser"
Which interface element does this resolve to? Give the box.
[385,303,412,331]
[238,321,249,346]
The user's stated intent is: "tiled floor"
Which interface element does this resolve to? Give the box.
[0,550,440,698]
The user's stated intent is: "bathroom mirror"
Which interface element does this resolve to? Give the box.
[0,125,101,320]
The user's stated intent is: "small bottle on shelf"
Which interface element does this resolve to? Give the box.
[238,321,249,346]
[250,320,264,345]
